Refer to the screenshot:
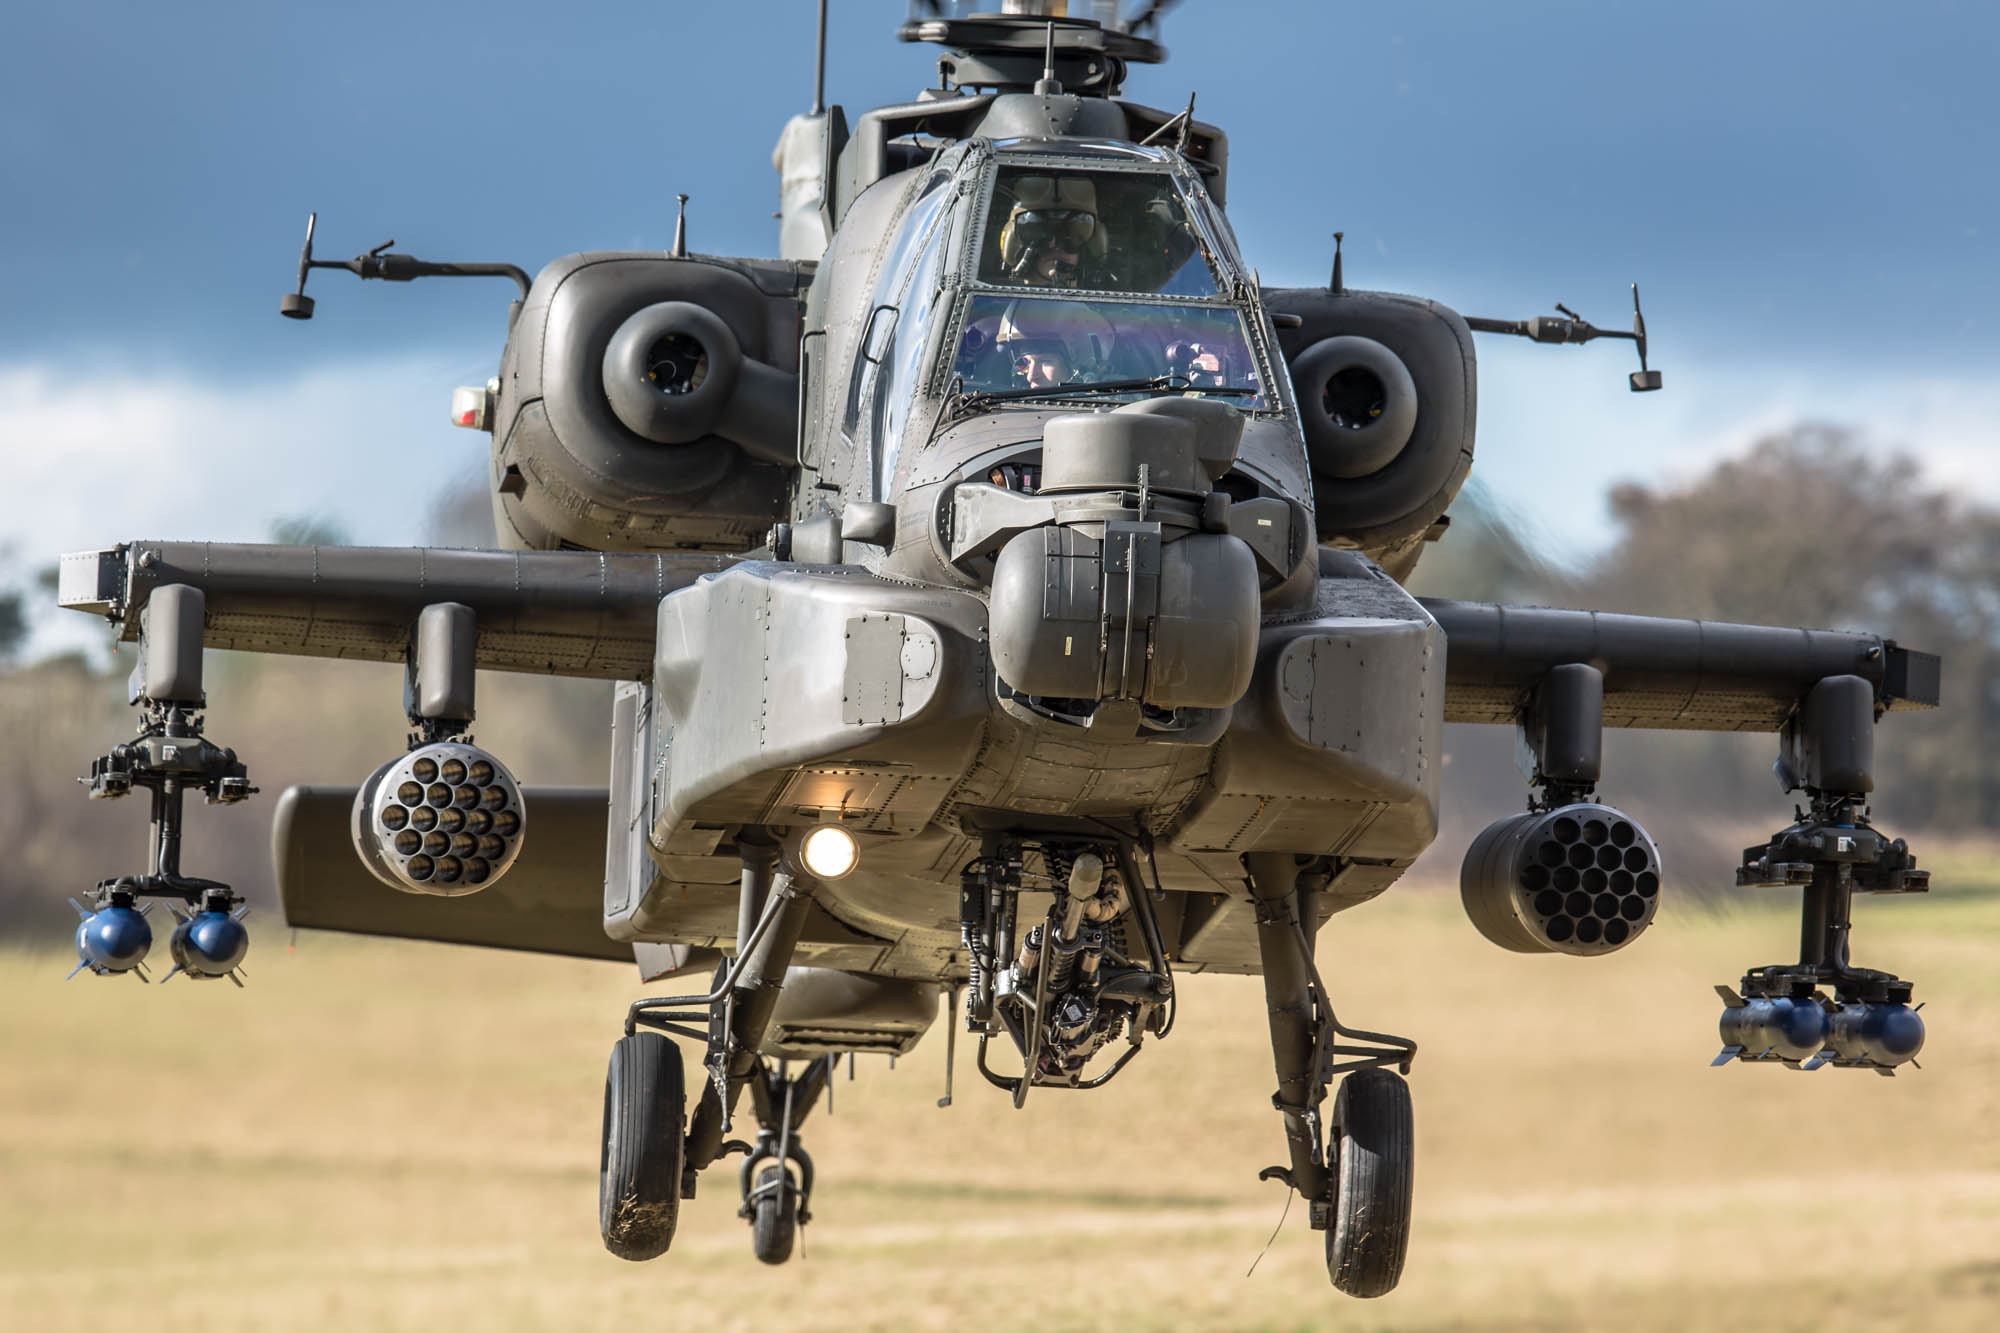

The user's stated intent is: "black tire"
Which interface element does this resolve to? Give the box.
[750,1163,798,1266]
[1325,1068,1414,1298]
[599,1032,686,1261]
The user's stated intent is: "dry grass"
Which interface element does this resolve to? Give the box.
[4,870,1998,1332]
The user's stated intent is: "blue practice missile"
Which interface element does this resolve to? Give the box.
[163,907,250,984]
[67,899,153,979]
[1712,985,1829,1066]
[1809,1002,1926,1073]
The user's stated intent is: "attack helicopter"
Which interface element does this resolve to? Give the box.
[54,0,1940,1297]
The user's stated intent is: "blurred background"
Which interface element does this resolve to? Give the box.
[3,4,1997,1329]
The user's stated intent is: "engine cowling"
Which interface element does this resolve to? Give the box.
[1262,287,1476,579]
[352,742,526,896]
[489,253,807,553]
[1460,803,1662,956]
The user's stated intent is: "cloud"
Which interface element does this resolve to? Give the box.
[2,356,492,656]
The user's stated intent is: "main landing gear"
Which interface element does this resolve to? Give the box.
[598,839,836,1266]
[1246,852,1418,1297]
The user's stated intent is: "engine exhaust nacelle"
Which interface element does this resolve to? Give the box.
[1261,287,1477,577]
[1460,803,1662,956]
[353,741,525,896]
[490,253,804,554]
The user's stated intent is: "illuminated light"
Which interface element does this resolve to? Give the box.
[799,824,860,881]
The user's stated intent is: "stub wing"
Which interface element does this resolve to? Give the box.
[1417,596,1939,731]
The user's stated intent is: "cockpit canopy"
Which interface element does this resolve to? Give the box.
[977,163,1221,296]
[839,141,1279,499]
[949,149,1270,409]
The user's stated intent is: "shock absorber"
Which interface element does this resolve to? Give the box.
[960,862,990,1022]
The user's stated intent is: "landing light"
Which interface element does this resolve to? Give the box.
[798,824,860,881]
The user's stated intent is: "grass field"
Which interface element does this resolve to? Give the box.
[5,864,1998,1332]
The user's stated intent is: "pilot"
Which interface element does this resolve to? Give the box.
[998,176,1105,288]
[1166,338,1233,389]
[992,299,1112,391]
[1007,337,1073,391]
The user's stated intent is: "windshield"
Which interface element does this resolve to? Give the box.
[976,166,1220,297]
[951,293,1268,409]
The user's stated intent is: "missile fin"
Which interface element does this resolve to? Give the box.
[68,897,91,921]
[1715,985,1746,1007]
[227,970,245,989]
[65,960,89,981]
[1711,1046,1742,1066]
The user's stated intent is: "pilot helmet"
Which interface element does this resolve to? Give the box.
[1001,335,1075,386]
[994,299,1115,381]
[999,175,1105,281]
[1166,337,1237,387]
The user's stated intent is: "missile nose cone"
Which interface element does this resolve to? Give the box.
[1770,997,1832,1061]
[172,911,249,977]
[1877,1005,1926,1062]
[1828,1001,1926,1068]
[75,905,153,973]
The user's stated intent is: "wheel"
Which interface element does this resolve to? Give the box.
[599,1032,686,1261]
[1325,1067,1414,1298]
[749,1163,798,1265]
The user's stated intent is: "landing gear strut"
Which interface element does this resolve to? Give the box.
[599,836,829,1264]
[1245,852,1417,1297]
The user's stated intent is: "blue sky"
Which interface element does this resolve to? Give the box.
[5,1,1999,640]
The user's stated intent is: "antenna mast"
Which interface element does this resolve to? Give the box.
[811,0,828,116]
